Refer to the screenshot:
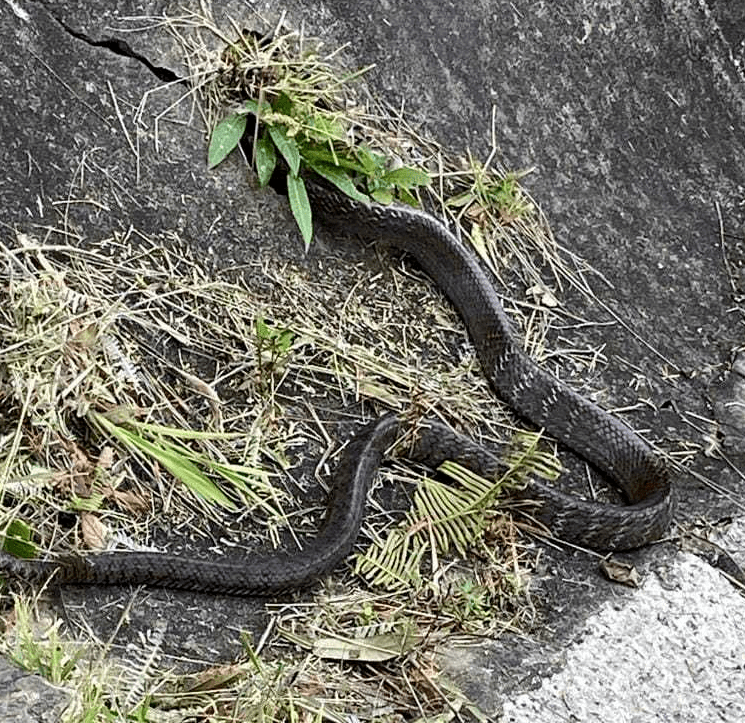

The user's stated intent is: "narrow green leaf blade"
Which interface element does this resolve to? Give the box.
[255,133,277,187]
[125,431,236,509]
[126,420,244,441]
[268,125,301,176]
[208,113,247,168]
[287,174,313,250]
[96,414,237,510]
[301,145,367,173]
[370,187,394,205]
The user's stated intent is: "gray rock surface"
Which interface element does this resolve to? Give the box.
[501,548,745,722]
[1,0,745,718]
[0,658,69,723]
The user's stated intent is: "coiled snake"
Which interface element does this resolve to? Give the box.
[0,178,674,595]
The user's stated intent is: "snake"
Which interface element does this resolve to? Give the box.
[0,177,674,595]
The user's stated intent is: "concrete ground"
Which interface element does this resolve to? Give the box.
[1,0,745,719]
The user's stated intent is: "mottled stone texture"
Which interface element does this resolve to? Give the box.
[0,658,69,723]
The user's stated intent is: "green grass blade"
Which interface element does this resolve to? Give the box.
[287,174,313,250]
[95,414,237,510]
[126,420,245,441]
[268,125,301,176]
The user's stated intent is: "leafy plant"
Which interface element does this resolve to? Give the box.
[255,313,294,392]
[208,81,430,249]
[447,158,534,224]
[9,600,84,685]
[444,577,491,627]
[1,518,36,559]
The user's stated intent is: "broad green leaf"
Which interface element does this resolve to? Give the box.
[277,329,294,353]
[268,125,301,176]
[370,187,394,205]
[245,98,272,116]
[397,186,419,207]
[6,519,31,542]
[254,315,294,351]
[446,190,476,208]
[2,519,36,559]
[305,114,347,143]
[287,174,313,250]
[255,133,277,186]
[255,314,270,340]
[356,145,386,175]
[308,161,369,203]
[208,113,247,169]
[382,166,431,189]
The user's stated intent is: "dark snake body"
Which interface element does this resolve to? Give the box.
[0,180,674,594]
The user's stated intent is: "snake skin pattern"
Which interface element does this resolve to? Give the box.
[0,178,674,595]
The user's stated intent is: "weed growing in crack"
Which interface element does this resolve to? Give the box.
[207,30,430,248]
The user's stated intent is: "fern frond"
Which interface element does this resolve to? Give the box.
[355,429,558,591]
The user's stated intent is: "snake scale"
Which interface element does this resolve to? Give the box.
[0,177,674,595]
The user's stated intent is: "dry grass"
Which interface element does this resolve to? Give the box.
[0,227,541,721]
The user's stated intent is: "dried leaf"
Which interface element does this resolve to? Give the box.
[599,557,641,587]
[526,283,559,308]
[80,512,108,550]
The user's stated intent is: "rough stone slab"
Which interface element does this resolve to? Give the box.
[0,658,70,723]
[499,548,745,722]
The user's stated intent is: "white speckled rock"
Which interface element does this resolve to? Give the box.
[501,543,745,722]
